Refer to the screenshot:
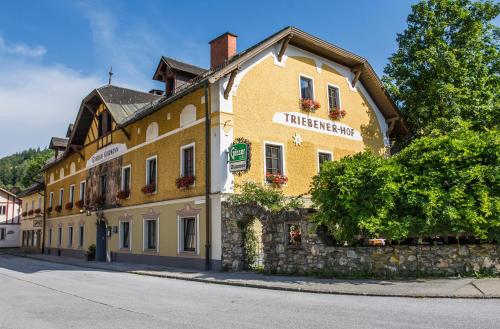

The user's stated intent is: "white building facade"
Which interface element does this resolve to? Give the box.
[0,188,22,248]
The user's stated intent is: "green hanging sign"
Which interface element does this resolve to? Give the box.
[229,142,249,172]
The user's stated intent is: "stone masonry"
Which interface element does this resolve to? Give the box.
[221,202,500,276]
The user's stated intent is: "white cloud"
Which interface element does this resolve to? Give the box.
[0,36,47,57]
[0,56,102,158]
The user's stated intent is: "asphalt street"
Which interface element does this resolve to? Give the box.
[0,254,498,329]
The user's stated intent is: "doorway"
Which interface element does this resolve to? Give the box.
[96,220,107,262]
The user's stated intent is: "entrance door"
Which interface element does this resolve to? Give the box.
[96,220,107,262]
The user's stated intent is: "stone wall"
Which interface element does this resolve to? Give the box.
[221,203,500,276]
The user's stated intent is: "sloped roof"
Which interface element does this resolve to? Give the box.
[49,137,68,150]
[17,180,44,198]
[0,186,18,199]
[152,56,207,82]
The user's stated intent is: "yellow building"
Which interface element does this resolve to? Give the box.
[18,181,44,252]
[41,26,407,270]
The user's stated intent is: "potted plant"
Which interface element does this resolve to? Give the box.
[141,184,156,195]
[116,190,130,200]
[175,176,195,189]
[54,205,62,212]
[300,98,321,112]
[22,211,27,217]
[75,199,84,209]
[85,244,96,261]
[289,224,302,246]
[46,207,52,214]
[27,210,34,216]
[65,202,73,210]
[34,208,41,214]
[94,195,105,206]
[266,173,288,188]
[328,107,346,120]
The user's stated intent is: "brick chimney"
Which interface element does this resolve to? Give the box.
[209,32,237,69]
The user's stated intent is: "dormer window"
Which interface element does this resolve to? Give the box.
[97,110,112,138]
[166,77,175,97]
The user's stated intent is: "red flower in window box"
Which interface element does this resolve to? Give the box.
[94,195,105,206]
[65,202,73,210]
[141,184,156,195]
[27,210,34,216]
[116,190,130,200]
[46,207,52,213]
[176,176,195,189]
[35,208,41,214]
[328,107,346,120]
[75,200,84,209]
[22,211,27,217]
[54,205,63,212]
[300,98,321,112]
[266,173,288,187]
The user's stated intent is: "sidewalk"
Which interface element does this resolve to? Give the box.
[5,251,499,299]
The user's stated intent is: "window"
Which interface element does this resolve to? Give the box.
[120,221,130,249]
[97,110,112,138]
[166,77,175,97]
[59,188,64,207]
[300,75,314,99]
[79,181,86,204]
[265,144,284,175]
[318,151,333,171]
[146,156,157,191]
[181,144,195,177]
[57,227,62,247]
[328,85,340,109]
[67,226,73,247]
[100,174,107,196]
[121,166,131,192]
[49,192,54,208]
[38,197,42,209]
[48,228,52,246]
[0,205,5,215]
[0,228,5,240]
[78,225,84,248]
[31,200,35,212]
[69,185,75,205]
[144,219,157,250]
[180,217,196,252]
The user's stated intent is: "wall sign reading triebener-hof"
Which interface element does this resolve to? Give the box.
[272,112,362,141]
[228,138,251,173]
[86,143,127,169]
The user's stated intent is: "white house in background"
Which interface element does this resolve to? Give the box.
[0,187,22,248]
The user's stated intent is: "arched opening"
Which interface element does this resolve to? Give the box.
[240,216,264,271]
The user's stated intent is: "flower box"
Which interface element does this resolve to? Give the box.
[328,107,346,120]
[176,176,195,189]
[94,196,105,206]
[27,210,34,216]
[116,190,130,200]
[65,202,73,210]
[300,98,321,112]
[266,173,288,187]
[54,205,62,212]
[141,184,156,195]
[75,200,84,209]
[46,207,52,213]
[34,208,41,214]
[22,211,27,217]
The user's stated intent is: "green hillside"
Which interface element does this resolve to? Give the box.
[0,148,54,192]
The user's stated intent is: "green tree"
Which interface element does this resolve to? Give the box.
[383,0,499,136]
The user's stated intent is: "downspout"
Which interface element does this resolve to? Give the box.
[204,81,212,270]
[39,190,45,254]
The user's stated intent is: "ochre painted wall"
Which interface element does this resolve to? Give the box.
[232,54,386,195]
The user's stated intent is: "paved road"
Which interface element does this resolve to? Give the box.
[0,254,498,329]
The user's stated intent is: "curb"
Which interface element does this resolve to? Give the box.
[4,252,499,299]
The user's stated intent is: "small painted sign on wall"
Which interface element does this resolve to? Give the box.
[86,143,127,169]
[229,143,249,172]
[272,112,362,141]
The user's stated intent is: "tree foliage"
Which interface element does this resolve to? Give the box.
[229,181,303,212]
[383,0,500,135]
[0,148,53,191]
[310,123,499,243]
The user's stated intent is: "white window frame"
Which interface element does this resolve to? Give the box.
[57,227,62,247]
[299,73,315,100]
[263,141,286,181]
[79,181,86,204]
[119,220,132,250]
[67,226,73,248]
[326,83,342,110]
[78,225,84,248]
[121,165,132,193]
[59,188,64,207]
[69,184,75,204]
[49,192,54,208]
[145,155,158,191]
[38,196,42,210]
[180,142,196,177]
[142,217,159,252]
[317,149,333,172]
[177,215,200,255]
[0,205,5,215]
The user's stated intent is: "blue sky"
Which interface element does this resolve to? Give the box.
[0,0,417,157]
